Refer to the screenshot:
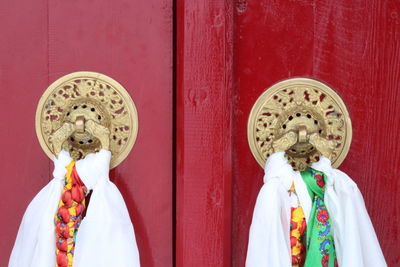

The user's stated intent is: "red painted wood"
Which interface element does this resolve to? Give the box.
[175,0,234,266]
[232,0,400,266]
[0,1,173,266]
[0,0,51,263]
[2,1,399,266]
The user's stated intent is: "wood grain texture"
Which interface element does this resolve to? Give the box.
[0,0,51,263]
[0,1,173,266]
[233,0,400,266]
[175,0,234,266]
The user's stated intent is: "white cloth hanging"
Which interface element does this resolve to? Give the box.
[9,150,140,267]
[246,152,387,267]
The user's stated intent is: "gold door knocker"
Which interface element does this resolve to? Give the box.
[35,71,138,168]
[248,78,352,171]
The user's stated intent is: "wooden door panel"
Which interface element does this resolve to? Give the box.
[0,0,50,263]
[175,0,234,266]
[232,1,400,266]
[2,1,398,266]
[0,1,172,266]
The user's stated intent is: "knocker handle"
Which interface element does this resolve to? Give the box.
[272,125,336,161]
[298,125,308,143]
[75,116,85,133]
[49,118,110,156]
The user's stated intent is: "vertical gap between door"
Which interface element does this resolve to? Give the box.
[172,0,177,265]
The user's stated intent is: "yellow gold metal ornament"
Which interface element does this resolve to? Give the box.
[248,78,352,171]
[35,71,138,169]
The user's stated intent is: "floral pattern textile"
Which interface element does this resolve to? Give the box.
[301,168,338,267]
[289,184,307,267]
[54,161,88,267]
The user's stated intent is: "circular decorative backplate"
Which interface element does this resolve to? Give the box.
[248,78,352,170]
[35,71,138,168]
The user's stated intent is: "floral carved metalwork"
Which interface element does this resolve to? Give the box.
[36,71,138,168]
[248,78,352,171]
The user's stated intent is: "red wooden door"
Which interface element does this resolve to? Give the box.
[1,1,399,266]
[177,0,399,266]
[232,1,400,266]
[0,1,172,266]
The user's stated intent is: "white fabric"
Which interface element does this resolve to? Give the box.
[9,150,140,267]
[311,157,386,267]
[246,152,387,267]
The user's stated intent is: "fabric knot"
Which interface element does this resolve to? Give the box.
[75,149,111,190]
[264,152,296,191]
[311,156,335,187]
[53,150,73,181]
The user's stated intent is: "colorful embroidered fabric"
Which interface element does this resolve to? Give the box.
[54,161,88,267]
[301,168,338,267]
[289,184,307,267]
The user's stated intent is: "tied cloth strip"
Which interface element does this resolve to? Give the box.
[54,161,88,267]
[301,168,338,267]
[289,183,307,267]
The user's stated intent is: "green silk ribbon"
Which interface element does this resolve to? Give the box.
[301,168,338,267]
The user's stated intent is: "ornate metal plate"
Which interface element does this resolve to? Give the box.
[248,78,352,170]
[35,71,138,168]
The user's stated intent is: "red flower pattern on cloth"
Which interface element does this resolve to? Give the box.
[54,161,88,267]
[315,173,325,188]
[322,254,329,267]
[289,184,307,267]
[317,209,329,223]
